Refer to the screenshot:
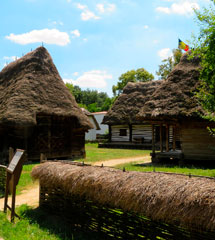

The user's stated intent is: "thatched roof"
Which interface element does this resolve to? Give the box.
[102,80,162,125]
[0,47,92,129]
[137,53,204,120]
[32,161,215,232]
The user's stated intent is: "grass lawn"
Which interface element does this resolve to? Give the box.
[1,144,215,240]
[82,143,150,163]
[16,163,39,195]
[0,205,102,240]
[116,161,215,178]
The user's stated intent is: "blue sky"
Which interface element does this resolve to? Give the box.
[0,0,211,96]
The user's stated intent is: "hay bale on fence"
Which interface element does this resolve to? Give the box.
[32,161,215,232]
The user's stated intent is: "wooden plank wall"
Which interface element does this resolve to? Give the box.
[111,125,130,142]
[181,122,215,160]
[132,125,152,142]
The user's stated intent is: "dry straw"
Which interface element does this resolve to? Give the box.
[102,80,162,125]
[32,161,215,232]
[137,53,203,120]
[0,47,92,129]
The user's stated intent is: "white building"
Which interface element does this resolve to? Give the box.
[82,110,108,141]
[93,111,108,136]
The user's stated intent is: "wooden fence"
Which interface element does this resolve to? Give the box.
[39,185,215,240]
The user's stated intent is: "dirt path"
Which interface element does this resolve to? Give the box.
[0,184,39,211]
[0,155,151,210]
[92,155,151,167]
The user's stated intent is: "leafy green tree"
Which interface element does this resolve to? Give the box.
[156,48,182,80]
[112,68,154,96]
[66,83,113,112]
[192,1,215,120]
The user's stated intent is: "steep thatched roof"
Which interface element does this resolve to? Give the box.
[32,161,215,232]
[102,80,162,125]
[137,53,204,120]
[0,47,92,129]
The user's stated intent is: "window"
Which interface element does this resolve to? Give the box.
[119,129,127,136]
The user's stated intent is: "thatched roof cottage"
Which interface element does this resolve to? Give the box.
[0,47,92,164]
[102,80,162,149]
[137,53,215,162]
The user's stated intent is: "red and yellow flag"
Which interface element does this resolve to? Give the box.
[178,39,189,51]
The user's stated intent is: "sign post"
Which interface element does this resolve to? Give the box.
[4,149,25,222]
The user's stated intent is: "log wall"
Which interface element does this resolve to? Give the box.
[132,125,152,142]
[111,125,130,142]
[181,121,215,161]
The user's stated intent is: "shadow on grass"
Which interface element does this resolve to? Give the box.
[18,205,105,240]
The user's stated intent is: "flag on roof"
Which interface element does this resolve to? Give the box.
[178,39,189,51]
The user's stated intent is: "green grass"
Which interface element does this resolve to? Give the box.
[1,145,215,240]
[11,144,150,194]
[16,163,39,195]
[116,161,215,178]
[81,143,151,163]
[0,205,102,240]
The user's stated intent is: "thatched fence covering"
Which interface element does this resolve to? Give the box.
[32,162,215,236]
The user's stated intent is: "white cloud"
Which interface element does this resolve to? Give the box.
[76,3,100,21]
[96,3,105,13]
[81,10,100,21]
[3,56,19,61]
[52,21,64,26]
[156,1,200,16]
[64,70,112,88]
[158,48,172,60]
[96,3,116,14]
[76,3,87,10]
[71,29,80,38]
[143,25,149,29]
[6,29,70,46]
[73,72,79,76]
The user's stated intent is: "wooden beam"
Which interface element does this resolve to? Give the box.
[9,147,14,164]
[173,125,176,151]
[152,124,155,154]
[48,117,51,152]
[160,124,163,152]
[166,124,169,152]
[129,124,132,142]
[108,125,112,142]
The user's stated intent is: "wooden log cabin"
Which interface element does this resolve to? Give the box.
[0,47,92,164]
[102,81,165,149]
[137,53,215,163]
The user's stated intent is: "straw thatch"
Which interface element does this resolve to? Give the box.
[102,80,162,125]
[32,161,215,232]
[0,47,92,129]
[137,53,203,120]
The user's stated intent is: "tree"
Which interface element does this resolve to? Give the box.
[66,83,113,112]
[112,68,154,96]
[192,1,215,120]
[156,48,183,80]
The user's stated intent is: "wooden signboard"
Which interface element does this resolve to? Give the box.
[7,150,24,174]
[4,149,25,222]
